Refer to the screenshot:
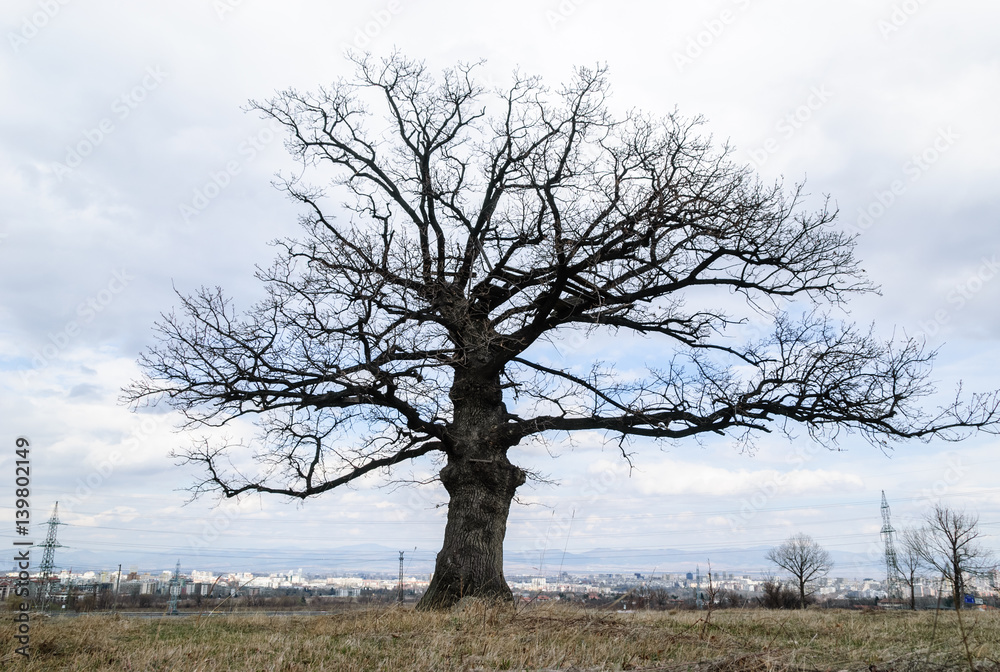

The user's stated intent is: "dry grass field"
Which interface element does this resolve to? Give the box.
[2,603,998,671]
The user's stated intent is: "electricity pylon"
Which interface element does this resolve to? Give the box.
[167,560,181,615]
[880,491,901,599]
[38,502,63,610]
[398,551,404,603]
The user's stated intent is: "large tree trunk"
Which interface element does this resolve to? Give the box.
[416,365,525,610]
[417,455,525,609]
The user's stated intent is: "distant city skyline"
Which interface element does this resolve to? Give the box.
[11,564,996,608]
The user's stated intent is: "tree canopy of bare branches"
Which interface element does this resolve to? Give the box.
[124,53,1000,609]
[766,534,833,608]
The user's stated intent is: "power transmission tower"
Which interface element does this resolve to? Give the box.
[880,491,901,599]
[695,564,703,609]
[398,551,404,604]
[38,502,63,610]
[167,560,181,615]
[114,564,122,613]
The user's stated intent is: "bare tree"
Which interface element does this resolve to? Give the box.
[899,527,925,610]
[766,534,832,608]
[123,53,1000,610]
[910,505,995,612]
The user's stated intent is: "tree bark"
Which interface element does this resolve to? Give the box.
[416,365,525,610]
[952,551,963,615]
[417,455,525,609]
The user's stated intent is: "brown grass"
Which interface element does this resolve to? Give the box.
[2,603,998,671]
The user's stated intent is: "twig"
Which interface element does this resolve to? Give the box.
[924,574,945,666]
[955,598,975,672]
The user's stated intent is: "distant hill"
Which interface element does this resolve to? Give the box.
[505,546,882,578]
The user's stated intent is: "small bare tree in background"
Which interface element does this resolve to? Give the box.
[910,506,995,671]
[911,505,994,612]
[766,534,832,609]
[898,528,924,610]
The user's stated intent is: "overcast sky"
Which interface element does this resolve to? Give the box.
[2,0,999,578]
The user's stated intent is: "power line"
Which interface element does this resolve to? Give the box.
[7,488,1000,531]
[10,484,1000,525]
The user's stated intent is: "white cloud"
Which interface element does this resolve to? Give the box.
[599,458,866,497]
